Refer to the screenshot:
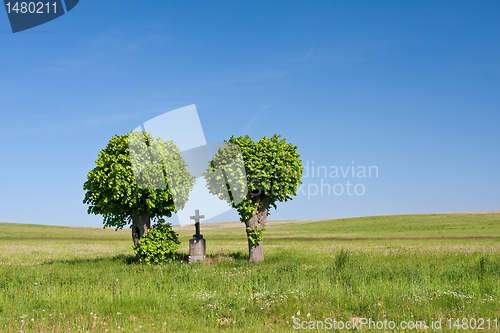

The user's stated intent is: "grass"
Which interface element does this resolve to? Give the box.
[0,212,499,332]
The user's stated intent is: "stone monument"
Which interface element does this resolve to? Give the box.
[188,210,206,263]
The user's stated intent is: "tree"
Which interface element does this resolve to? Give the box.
[83,132,196,245]
[204,134,303,262]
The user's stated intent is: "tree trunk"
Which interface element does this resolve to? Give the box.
[248,239,264,262]
[244,195,270,262]
[132,211,150,246]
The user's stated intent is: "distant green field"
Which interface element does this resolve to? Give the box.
[0,212,499,332]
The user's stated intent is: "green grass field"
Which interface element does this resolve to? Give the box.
[1,212,499,332]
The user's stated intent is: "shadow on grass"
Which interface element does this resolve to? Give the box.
[40,251,250,266]
[41,254,139,266]
[175,252,190,262]
[206,250,248,261]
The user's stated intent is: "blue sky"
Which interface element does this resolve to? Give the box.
[1,1,499,227]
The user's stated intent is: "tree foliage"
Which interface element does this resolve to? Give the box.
[246,226,267,245]
[205,134,303,242]
[83,132,196,229]
[131,219,181,264]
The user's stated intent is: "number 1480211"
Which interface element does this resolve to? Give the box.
[447,318,498,330]
[5,2,58,14]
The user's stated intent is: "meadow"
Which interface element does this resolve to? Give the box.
[0,212,499,332]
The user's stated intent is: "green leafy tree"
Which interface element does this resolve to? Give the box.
[131,219,181,264]
[83,132,196,246]
[205,134,303,262]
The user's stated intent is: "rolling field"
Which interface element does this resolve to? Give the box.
[0,212,499,332]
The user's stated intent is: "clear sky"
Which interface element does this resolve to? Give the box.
[1,1,499,227]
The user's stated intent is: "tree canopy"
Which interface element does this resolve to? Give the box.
[83,132,196,230]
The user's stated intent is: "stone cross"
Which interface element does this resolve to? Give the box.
[188,210,206,263]
[190,209,205,236]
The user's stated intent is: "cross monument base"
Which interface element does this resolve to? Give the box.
[189,235,206,263]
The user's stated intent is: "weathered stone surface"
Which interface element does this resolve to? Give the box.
[189,236,206,263]
[188,255,205,263]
